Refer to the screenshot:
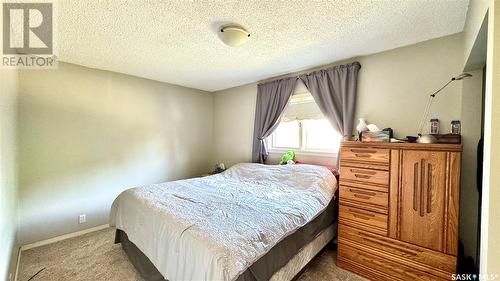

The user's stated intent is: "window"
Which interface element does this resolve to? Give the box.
[271,120,300,148]
[268,90,342,155]
[303,119,341,151]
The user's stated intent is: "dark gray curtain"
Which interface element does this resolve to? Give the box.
[299,62,361,140]
[252,77,297,163]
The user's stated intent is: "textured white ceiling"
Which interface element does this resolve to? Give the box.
[58,0,469,92]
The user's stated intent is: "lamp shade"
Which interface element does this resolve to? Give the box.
[452,73,472,80]
[218,24,250,47]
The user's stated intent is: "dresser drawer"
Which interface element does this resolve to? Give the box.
[338,244,447,281]
[340,166,389,186]
[341,147,389,164]
[339,205,387,235]
[340,185,388,210]
[339,224,456,276]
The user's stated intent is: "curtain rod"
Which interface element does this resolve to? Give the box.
[257,60,361,85]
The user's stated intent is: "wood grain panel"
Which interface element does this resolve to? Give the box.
[446,152,461,255]
[338,243,448,280]
[338,180,388,192]
[340,200,388,214]
[340,166,389,186]
[339,205,387,235]
[340,161,389,171]
[388,149,400,239]
[339,224,457,275]
[340,185,388,210]
[399,150,447,252]
[341,141,462,152]
[340,147,390,164]
[338,142,461,280]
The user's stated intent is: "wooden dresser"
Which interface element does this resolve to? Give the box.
[337,141,462,281]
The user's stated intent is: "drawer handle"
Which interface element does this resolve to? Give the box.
[354,194,371,200]
[354,153,372,158]
[427,163,433,214]
[349,208,375,217]
[350,189,376,196]
[349,188,376,200]
[353,213,373,221]
[351,149,377,154]
[354,174,371,179]
[350,169,377,175]
[413,160,434,217]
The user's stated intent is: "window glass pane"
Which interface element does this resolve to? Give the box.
[272,120,300,148]
[303,119,341,151]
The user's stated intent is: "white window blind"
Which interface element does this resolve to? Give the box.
[281,93,324,121]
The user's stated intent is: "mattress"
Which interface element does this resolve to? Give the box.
[115,195,338,281]
[110,163,338,281]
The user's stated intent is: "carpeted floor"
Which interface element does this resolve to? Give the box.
[18,228,365,281]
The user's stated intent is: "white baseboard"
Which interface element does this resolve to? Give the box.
[14,247,20,281]
[19,224,110,251]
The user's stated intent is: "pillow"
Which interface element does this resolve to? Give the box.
[294,161,339,178]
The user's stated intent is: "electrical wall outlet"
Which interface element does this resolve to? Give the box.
[78,214,86,224]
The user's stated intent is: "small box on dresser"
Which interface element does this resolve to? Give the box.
[337,141,462,281]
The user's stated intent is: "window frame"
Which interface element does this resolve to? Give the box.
[267,118,340,157]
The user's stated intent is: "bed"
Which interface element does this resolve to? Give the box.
[110,163,338,281]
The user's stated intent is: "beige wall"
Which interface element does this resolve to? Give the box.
[464,0,490,68]
[213,34,464,166]
[0,70,18,281]
[355,34,463,138]
[213,83,256,167]
[459,68,483,262]
[17,63,214,244]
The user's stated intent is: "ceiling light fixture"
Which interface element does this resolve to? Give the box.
[218,24,250,47]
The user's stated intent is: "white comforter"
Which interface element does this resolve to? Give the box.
[110,163,337,281]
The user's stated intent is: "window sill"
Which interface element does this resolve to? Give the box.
[268,149,338,158]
